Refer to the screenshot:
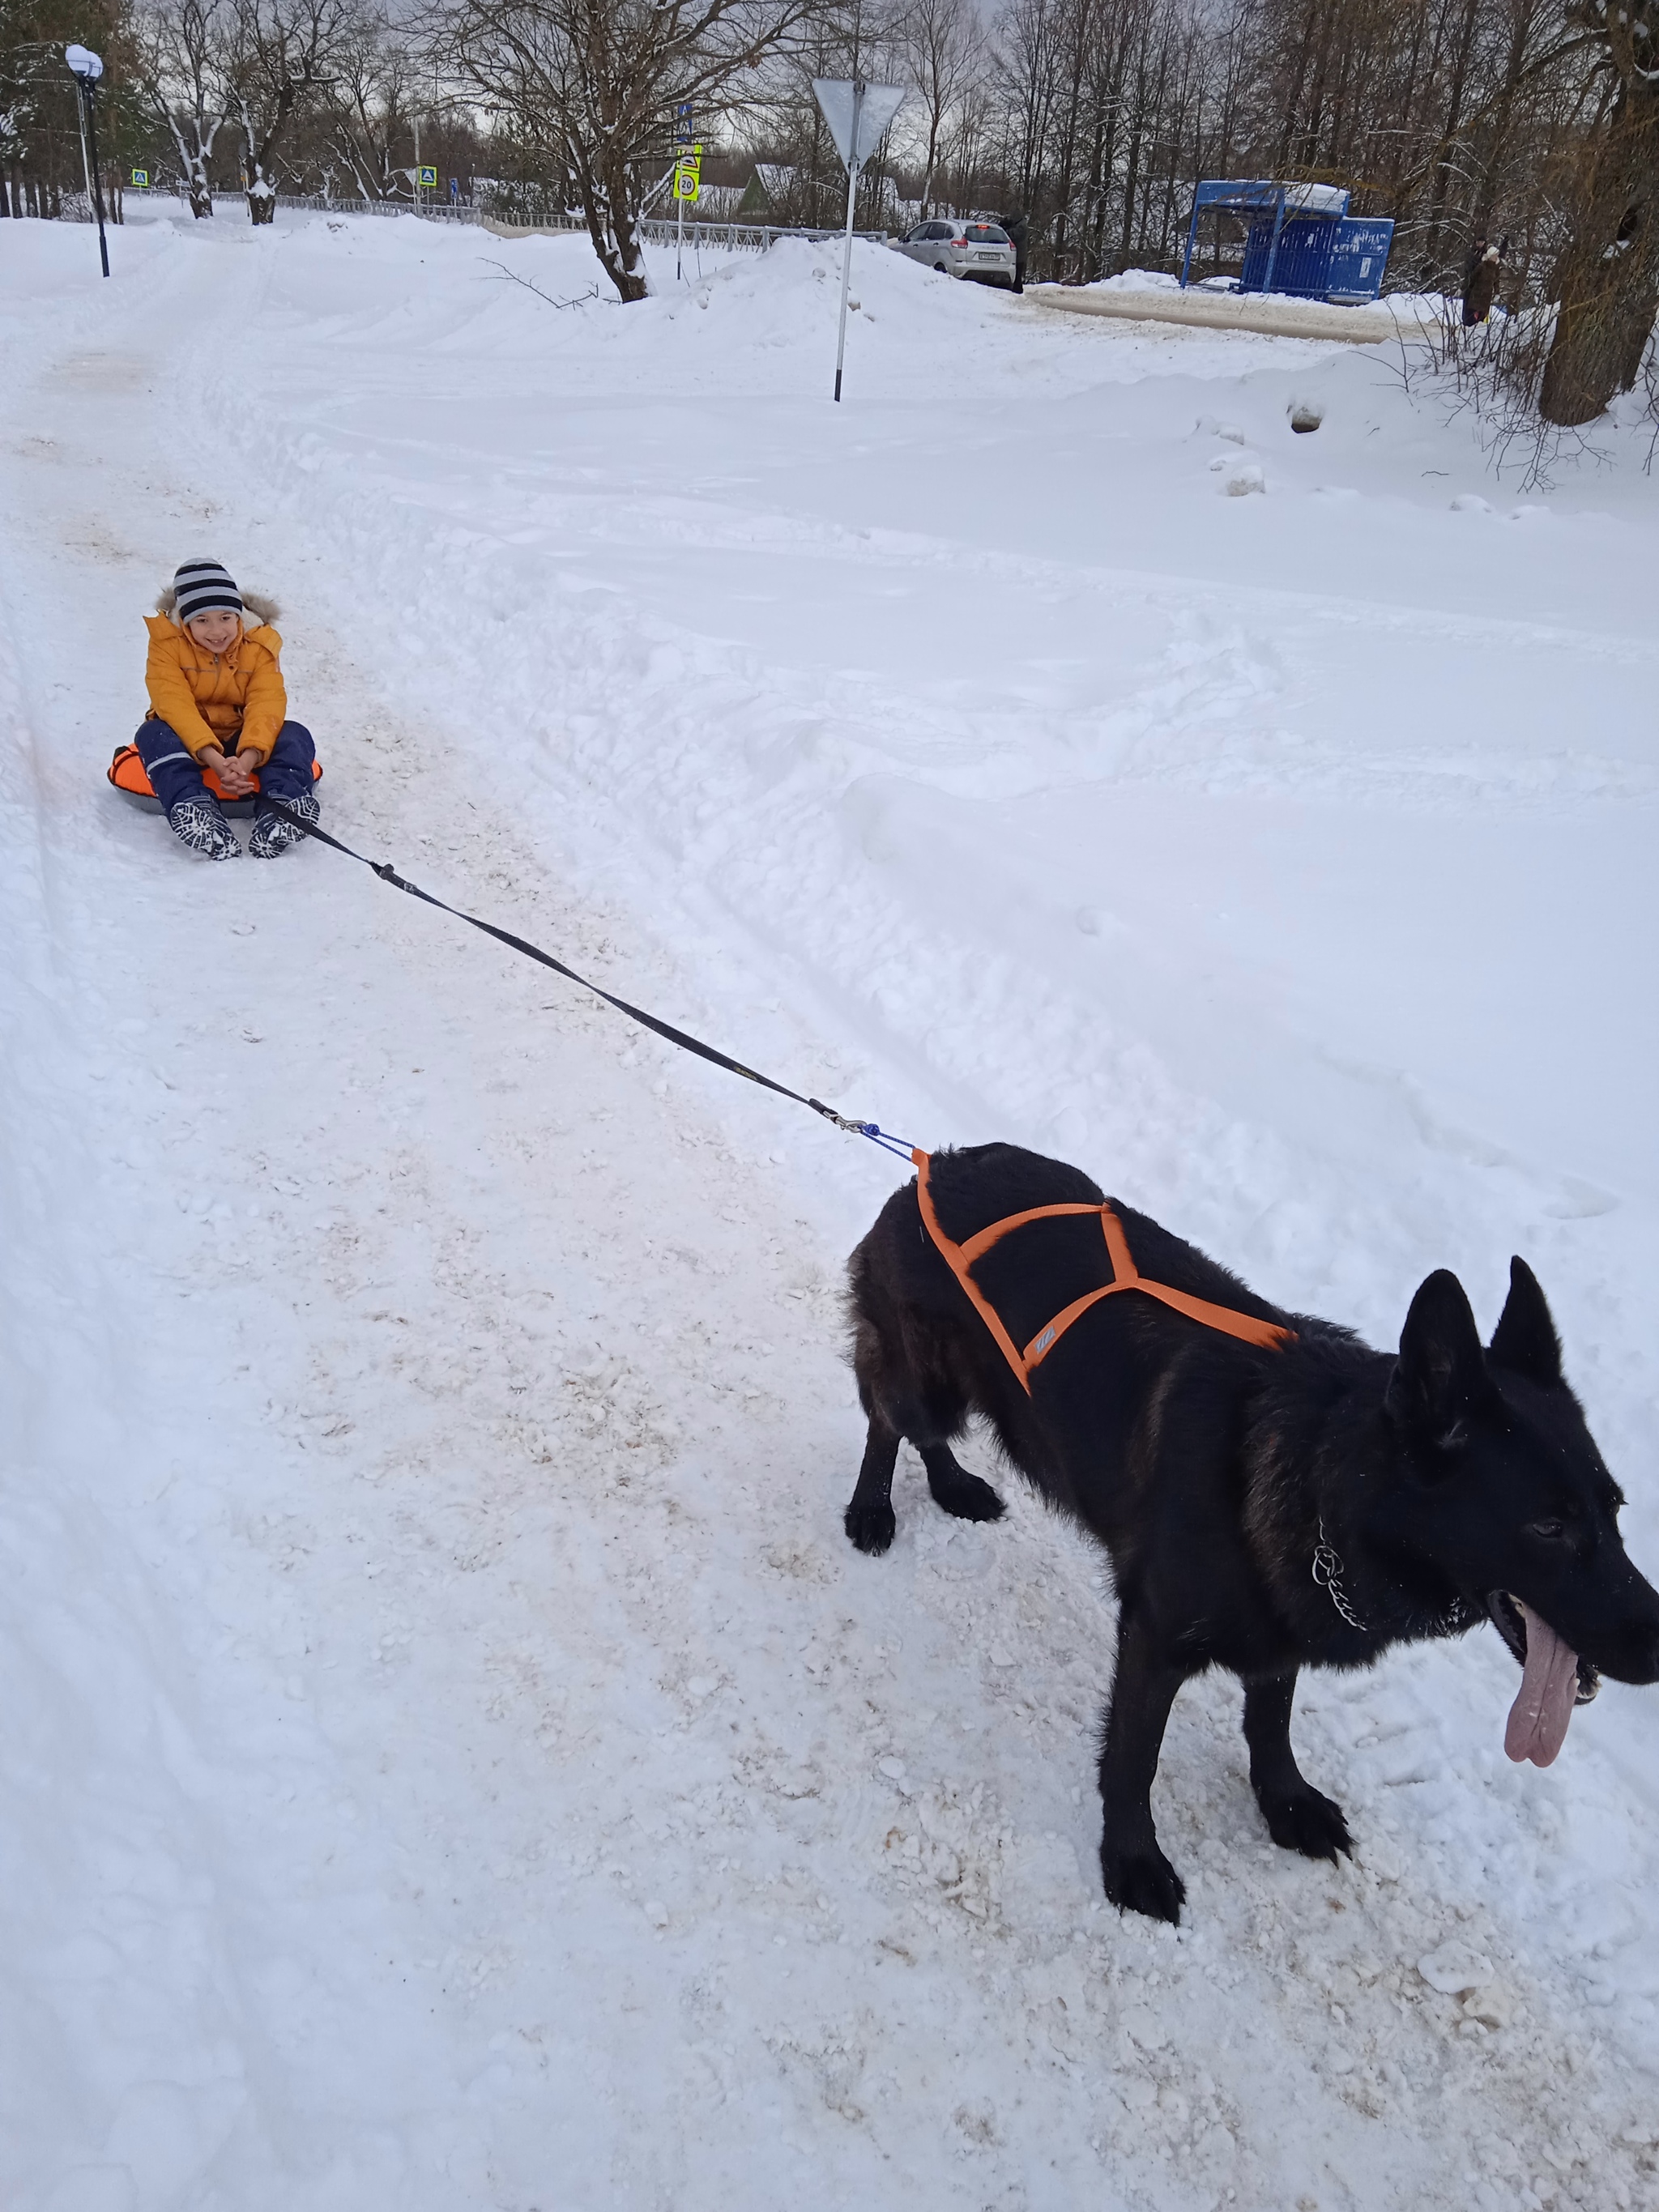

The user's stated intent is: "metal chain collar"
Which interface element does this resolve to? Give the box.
[1312,1518,1370,1632]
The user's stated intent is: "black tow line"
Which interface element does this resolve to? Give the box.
[263,799,917,1162]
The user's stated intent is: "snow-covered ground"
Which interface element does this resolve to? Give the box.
[2,207,1657,2212]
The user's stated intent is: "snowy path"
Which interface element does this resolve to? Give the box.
[2,212,1657,2212]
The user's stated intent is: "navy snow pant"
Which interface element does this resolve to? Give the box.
[134,717,317,815]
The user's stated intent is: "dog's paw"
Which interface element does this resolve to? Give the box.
[844,1498,897,1555]
[1257,1784,1352,1863]
[928,1470,1005,1524]
[1101,1843,1186,1925]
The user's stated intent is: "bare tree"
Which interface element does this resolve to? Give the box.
[134,0,229,215]
[226,0,354,220]
[1538,0,1659,423]
[896,0,980,216]
[431,0,825,300]
[327,9,416,199]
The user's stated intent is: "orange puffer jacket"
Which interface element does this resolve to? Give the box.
[143,609,288,761]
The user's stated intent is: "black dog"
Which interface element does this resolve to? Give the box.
[843,1143,1659,1923]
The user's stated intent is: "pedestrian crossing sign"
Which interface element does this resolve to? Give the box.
[130,168,148,186]
[419,166,437,188]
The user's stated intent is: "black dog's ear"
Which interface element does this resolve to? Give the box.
[1488,1255,1563,1387]
[1385,1269,1487,1448]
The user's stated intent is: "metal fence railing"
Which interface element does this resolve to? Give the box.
[281,196,889,252]
[271,194,486,223]
[128,187,889,254]
[484,212,889,253]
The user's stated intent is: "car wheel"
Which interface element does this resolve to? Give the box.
[934,261,949,274]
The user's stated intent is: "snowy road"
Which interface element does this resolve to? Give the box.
[2,211,1657,2211]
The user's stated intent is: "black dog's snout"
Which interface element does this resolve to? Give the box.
[1626,1578,1659,1684]
[1598,1613,1659,1686]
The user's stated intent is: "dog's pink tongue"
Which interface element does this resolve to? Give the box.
[1503,1601,1580,1767]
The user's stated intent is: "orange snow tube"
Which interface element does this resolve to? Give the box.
[107,744,323,816]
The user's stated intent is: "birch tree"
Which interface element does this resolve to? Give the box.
[135,0,228,216]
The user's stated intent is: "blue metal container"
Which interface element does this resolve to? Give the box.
[1325,219,1394,303]
[1241,217,1338,298]
[1239,213,1394,301]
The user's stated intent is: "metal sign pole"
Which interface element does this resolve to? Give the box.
[833,82,864,403]
[812,75,904,403]
[673,103,693,283]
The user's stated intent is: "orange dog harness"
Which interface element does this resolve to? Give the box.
[912,1149,1294,1394]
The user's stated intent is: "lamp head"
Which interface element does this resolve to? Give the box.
[65,45,104,80]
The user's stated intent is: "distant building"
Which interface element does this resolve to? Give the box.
[737,164,795,219]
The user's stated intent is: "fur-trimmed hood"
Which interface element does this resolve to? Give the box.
[143,601,288,761]
[155,582,281,625]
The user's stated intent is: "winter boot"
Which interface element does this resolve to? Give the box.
[168,797,241,861]
[248,792,319,859]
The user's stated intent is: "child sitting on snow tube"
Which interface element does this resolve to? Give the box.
[134,557,320,860]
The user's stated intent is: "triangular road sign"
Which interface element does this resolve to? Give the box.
[812,79,906,169]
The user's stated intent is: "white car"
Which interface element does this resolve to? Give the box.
[896,219,1017,288]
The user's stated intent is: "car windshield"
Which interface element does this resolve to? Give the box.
[963,224,1009,243]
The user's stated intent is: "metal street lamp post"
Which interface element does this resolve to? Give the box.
[65,45,110,278]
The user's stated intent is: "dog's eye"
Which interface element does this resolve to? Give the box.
[1526,1518,1567,1541]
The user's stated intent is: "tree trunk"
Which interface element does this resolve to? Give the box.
[1118,98,1143,273]
[1420,0,1481,289]
[919,105,940,220]
[186,143,215,218]
[577,136,648,302]
[1469,0,1542,244]
[241,83,296,227]
[1540,88,1659,428]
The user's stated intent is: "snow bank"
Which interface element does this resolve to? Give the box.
[1034,276,1434,343]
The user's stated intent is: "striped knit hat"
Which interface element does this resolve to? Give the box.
[173,558,243,624]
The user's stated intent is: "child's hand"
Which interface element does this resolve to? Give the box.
[205,745,258,795]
